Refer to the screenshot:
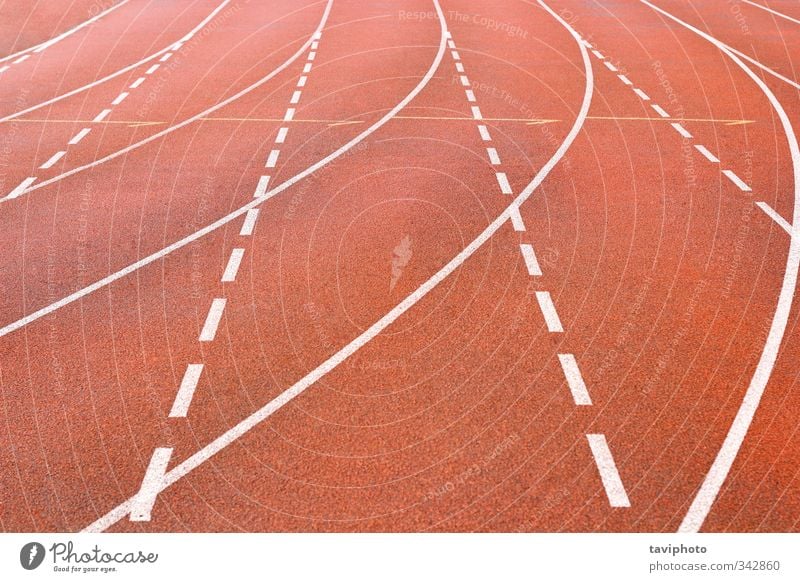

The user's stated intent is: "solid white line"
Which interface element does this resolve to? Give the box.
[199,298,226,341]
[169,364,204,418]
[130,77,146,89]
[651,103,670,118]
[240,209,259,236]
[742,0,800,26]
[633,88,650,100]
[290,91,302,104]
[695,144,720,163]
[618,74,632,85]
[478,125,491,141]
[13,54,30,64]
[112,92,129,106]
[558,354,592,405]
[80,0,590,532]
[471,106,483,120]
[509,207,525,232]
[603,60,618,72]
[465,89,476,102]
[308,51,316,61]
[130,448,172,521]
[254,175,271,197]
[642,0,800,534]
[722,169,751,191]
[276,127,289,143]
[69,128,91,145]
[221,248,245,282]
[487,147,501,165]
[455,62,464,73]
[460,75,470,86]
[297,76,307,87]
[591,49,605,59]
[146,64,160,75]
[160,53,173,62]
[670,122,692,139]
[4,177,36,200]
[756,201,791,234]
[536,291,563,332]
[451,50,461,60]
[265,150,280,168]
[496,172,513,194]
[587,434,630,507]
[39,151,66,169]
[303,62,312,73]
[284,108,295,121]
[93,109,111,122]
[519,243,542,276]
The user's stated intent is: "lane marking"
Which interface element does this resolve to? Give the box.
[39,151,66,169]
[240,209,259,236]
[618,73,632,85]
[4,177,36,200]
[633,87,651,100]
[112,92,129,106]
[0,65,8,73]
[756,201,791,234]
[169,364,204,418]
[447,39,456,49]
[290,90,302,104]
[535,291,563,332]
[221,248,245,282]
[478,125,491,141]
[303,62,312,73]
[509,207,525,232]
[495,172,513,194]
[455,62,464,73]
[452,50,461,60]
[642,0,800,534]
[265,149,280,168]
[670,122,692,139]
[651,103,670,118]
[603,60,618,72]
[722,169,751,191]
[13,54,30,64]
[146,64,160,75]
[465,89,476,102]
[487,147,501,165]
[311,41,319,49]
[297,76,308,87]
[130,77,146,89]
[199,298,226,341]
[276,127,289,143]
[81,0,591,531]
[130,448,173,521]
[159,53,173,62]
[93,109,111,122]
[68,128,91,145]
[558,354,592,405]
[587,434,630,507]
[308,51,316,61]
[254,175,271,197]
[742,0,800,26]
[460,75,470,86]
[471,106,483,120]
[694,144,720,163]
[519,243,542,276]
[284,108,295,121]
[591,49,605,59]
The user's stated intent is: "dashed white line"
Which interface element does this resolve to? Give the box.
[159,52,173,62]
[265,149,280,168]
[112,92,129,106]
[447,39,456,49]
[471,106,483,120]
[311,41,319,50]
[69,128,91,145]
[535,291,563,333]
[284,108,295,121]
[460,75,470,86]
[254,175,271,197]
[240,209,259,236]
[633,88,651,100]
[13,54,30,64]
[591,49,605,59]
[558,354,592,405]
[451,50,461,60]
[617,74,633,85]
[0,65,8,73]
[4,177,36,200]
[146,64,160,75]
[130,448,173,521]
[670,122,692,139]
[93,109,111,122]
[756,201,791,234]
[695,144,720,163]
[486,147,501,165]
[495,172,512,194]
[303,62,312,73]
[651,103,670,118]
[509,207,525,232]
[276,127,289,143]
[519,243,542,276]
[722,169,752,191]
[39,151,66,169]
[297,76,307,87]
[465,89,476,102]
[290,91,302,104]
[455,62,464,73]
[130,77,146,89]
[478,125,491,141]
[603,61,618,72]
[169,364,204,418]
[587,434,630,507]
[221,248,245,282]
[199,298,226,341]
[308,51,316,61]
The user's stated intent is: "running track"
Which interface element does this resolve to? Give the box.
[0,0,799,533]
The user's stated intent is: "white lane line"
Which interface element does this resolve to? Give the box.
[460,75,470,86]
[265,150,280,168]
[478,125,491,141]
[756,201,791,234]
[240,209,259,236]
[519,243,542,276]
[471,106,483,120]
[651,103,670,118]
[290,90,302,104]
[0,1,231,125]
[221,248,245,282]
[297,76,307,87]
[487,147,501,165]
[455,62,464,73]
[303,62,312,73]
[69,128,91,145]
[447,39,456,49]
[587,434,630,507]
[582,39,593,48]
[742,0,800,26]
[93,109,111,122]
[313,31,322,40]
[80,0,590,532]
[284,108,295,121]
[603,60,618,72]
[4,177,37,200]
[308,51,316,61]
[311,40,319,49]
[535,291,563,332]
[130,448,173,521]
[171,42,184,51]
[642,0,800,534]
[509,207,525,232]
[2,0,131,63]
[445,30,452,39]
[39,151,66,169]
[254,175,271,197]
[558,354,592,405]
[130,77,146,89]
[160,53,173,62]
[591,49,605,59]
[0,65,8,73]
[13,54,31,64]
[276,127,289,143]
[496,172,513,194]
[146,64,160,75]
[670,122,692,139]
[199,298,226,341]
[169,364,204,418]
[465,89,476,102]
[722,169,752,191]
[694,144,720,163]
[618,74,633,85]
[111,92,129,106]
[452,50,461,60]
[633,87,651,100]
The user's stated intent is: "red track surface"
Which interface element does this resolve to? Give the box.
[0,0,799,532]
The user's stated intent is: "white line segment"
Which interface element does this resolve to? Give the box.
[587,434,630,507]
[558,354,592,405]
[199,298,226,341]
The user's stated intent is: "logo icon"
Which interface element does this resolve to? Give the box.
[20,542,46,570]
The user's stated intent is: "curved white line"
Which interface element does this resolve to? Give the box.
[640,0,800,533]
[742,0,800,26]
[0,0,231,124]
[80,0,592,532]
[0,0,131,64]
